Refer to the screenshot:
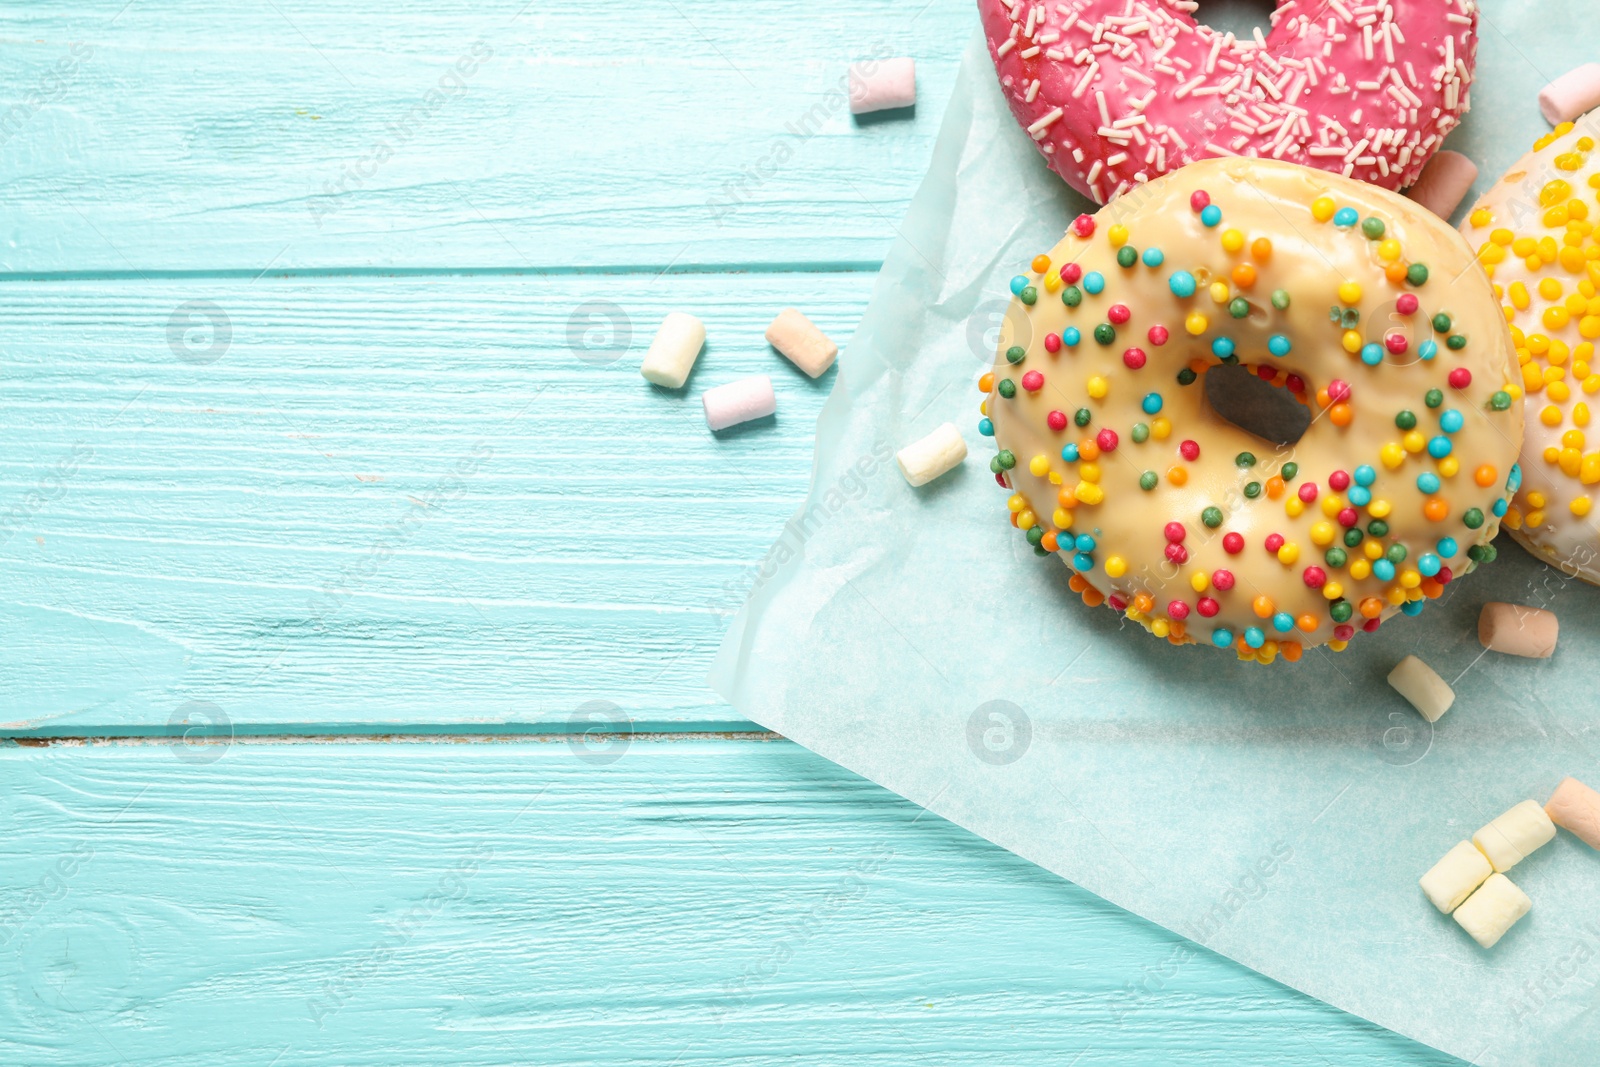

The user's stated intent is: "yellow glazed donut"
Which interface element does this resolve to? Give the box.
[979,157,1522,662]
[1463,112,1600,583]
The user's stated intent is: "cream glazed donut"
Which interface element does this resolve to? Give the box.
[979,0,1479,204]
[1462,112,1600,583]
[977,158,1522,663]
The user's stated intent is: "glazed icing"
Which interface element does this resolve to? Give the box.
[980,157,1522,662]
[979,0,1478,204]
[1463,111,1600,584]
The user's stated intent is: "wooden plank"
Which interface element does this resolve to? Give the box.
[1,272,909,733]
[0,739,1462,1066]
[0,0,968,273]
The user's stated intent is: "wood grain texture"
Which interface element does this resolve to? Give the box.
[0,1,967,273]
[0,273,893,732]
[0,741,1462,1066]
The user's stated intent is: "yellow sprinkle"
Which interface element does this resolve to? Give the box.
[1342,329,1363,354]
[1564,429,1587,449]
[1320,495,1342,517]
[1080,462,1101,483]
[1470,208,1492,228]
[1540,278,1565,300]
[1528,491,1547,509]
[1377,238,1402,262]
[1312,196,1336,222]
[1087,375,1109,399]
[1510,281,1531,310]
[1323,581,1344,600]
[1190,571,1209,593]
[1526,509,1546,528]
[1017,509,1036,529]
[1402,430,1426,454]
[1363,540,1384,561]
[1399,570,1422,589]
[1349,559,1372,580]
[1053,507,1073,527]
[1338,281,1362,305]
[1074,481,1104,505]
[1386,585,1408,605]
[1550,380,1572,402]
[1029,455,1050,477]
[1276,542,1300,565]
[1151,416,1171,440]
[1310,521,1335,546]
[1285,497,1305,518]
[1328,639,1348,652]
[1008,494,1027,512]
[1541,404,1564,427]
[1490,228,1514,246]
[1561,448,1582,477]
[1209,281,1231,304]
[1109,224,1129,246]
[1368,498,1392,519]
[1438,456,1459,478]
[1573,497,1593,517]
[1542,179,1573,207]
[1105,555,1128,577]
[1186,311,1209,335]
[1049,471,1063,485]
[1582,453,1600,484]
[1151,618,1170,638]
[1221,229,1245,253]
[1044,272,1063,293]
[1380,443,1405,469]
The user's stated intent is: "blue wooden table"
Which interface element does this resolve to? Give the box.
[0,3,1465,1062]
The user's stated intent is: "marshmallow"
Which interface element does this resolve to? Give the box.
[1453,873,1531,949]
[1546,777,1600,851]
[640,312,706,389]
[1473,799,1557,872]
[849,57,917,115]
[1387,655,1454,723]
[1420,840,1493,915]
[1404,150,1478,220]
[1477,602,1558,659]
[702,375,775,432]
[765,308,838,378]
[897,423,968,487]
[1538,63,1600,125]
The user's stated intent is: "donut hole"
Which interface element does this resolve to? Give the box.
[1204,363,1312,446]
[1193,0,1278,39]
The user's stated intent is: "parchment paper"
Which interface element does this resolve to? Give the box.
[711,8,1600,1064]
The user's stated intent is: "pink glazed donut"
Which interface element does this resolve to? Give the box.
[980,0,1478,204]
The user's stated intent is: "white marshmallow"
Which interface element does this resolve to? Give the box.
[702,375,776,432]
[849,57,917,115]
[897,423,968,487]
[640,312,706,389]
[765,308,838,378]
[1472,799,1557,872]
[1546,777,1600,851]
[1477,602,1558,659]
[1404,150,1478,220]
[1419,840,1493,915]
[1538,63,1600,125]
[1386,655,1454,723]
[1453,873,1531,949]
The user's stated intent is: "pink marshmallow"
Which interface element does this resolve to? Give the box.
[849,57,916,115]
[1538,63,1600,125]
[1477,601,1558,659]
[1405,150,1478,220]
[702,375,775,432]
[1546,777,1600,852]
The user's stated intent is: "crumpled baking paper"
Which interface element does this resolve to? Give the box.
[711,8,1600,1064]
